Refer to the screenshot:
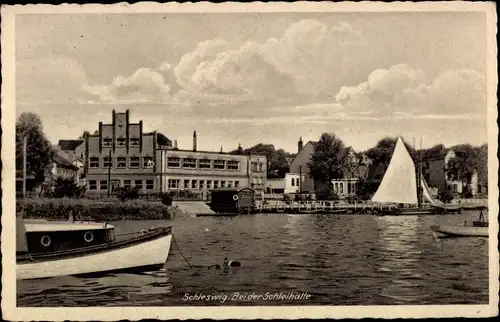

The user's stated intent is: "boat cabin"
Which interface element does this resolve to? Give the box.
[17,217,116,255]
[209,188,255,213]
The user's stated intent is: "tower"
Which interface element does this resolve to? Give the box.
[298,137,304,153]
[193,130,197,152]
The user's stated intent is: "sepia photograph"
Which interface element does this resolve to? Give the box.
[1,1,498,320]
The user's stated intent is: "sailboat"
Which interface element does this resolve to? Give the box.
[371,137,438,216]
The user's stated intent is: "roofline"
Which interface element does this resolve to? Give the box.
[164,149,266,157]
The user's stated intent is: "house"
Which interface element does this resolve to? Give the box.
[288,137,365,198]
[49,151,80,181]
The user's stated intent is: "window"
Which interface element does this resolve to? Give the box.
[89,157,99,168]
[129,157,140,168]
[143,157,154,168]
[130,137,140,146]
[184,180,190,189]
[334,182,339,193]
[340,183,344,193]
[182,158,197,168]
[453,184,458,193]
[227,181,233,188]
[291,178,295,186]
[251,162,258,172]
[221,181,226,188]
[168,179,180,189]
[168,157,181,168]
[257,163,263,172]
[214,160,225,169]
[116,157,126,168]
[117,137,126,147]
[89,180,97,190]
[199,159,211,169]
[99,180,108,191]
[234,181,240,188]
[227,160,240,170]
[124,180,132,188]
[214,180,219,189]
[134,180,143,189]
[191,180,198,189]
[348,183,351,194]
[199,180,205,189]
[207,180,212,189]
[103,156,112,168]
[103,137,112,147]
[146,180,154,190]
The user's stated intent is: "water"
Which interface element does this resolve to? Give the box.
[17,212,489,306]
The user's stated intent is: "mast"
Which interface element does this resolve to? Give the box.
[419,137,423,206]
[299,165,303,196]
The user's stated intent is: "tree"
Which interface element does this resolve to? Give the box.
[307,133,349,196]
[445,144,479,197]
[476,144,488,194]
[16,112,54,190]
[365,137,415,165]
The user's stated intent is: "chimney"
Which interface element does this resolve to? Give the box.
[237,142,243,154]
[174,140,178,150]
[193,130,197,152]
[220,145,223,153]
[298,137,304,153]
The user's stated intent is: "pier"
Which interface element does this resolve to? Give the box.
[255,201,394,214]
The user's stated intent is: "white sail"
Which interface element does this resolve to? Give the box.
[421,177,439,204]
[372,137,418,204]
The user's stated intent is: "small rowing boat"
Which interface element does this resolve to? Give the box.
[430,225,488,237]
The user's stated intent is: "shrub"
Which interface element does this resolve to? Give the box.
[438,189,454,203]
[44,178,86,198]
[17,198,171,221]
[115,186,141,202]
[283,194,291,204]
[161,193,173,206]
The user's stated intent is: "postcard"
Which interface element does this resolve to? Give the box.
[1,1,498,320]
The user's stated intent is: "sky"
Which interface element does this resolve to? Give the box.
[15,11,490,153]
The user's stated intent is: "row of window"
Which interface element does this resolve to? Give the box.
[333,182,357,194]
[167,179,240,190]
[88,179,155,191]
[102,137,140,147]
[290,178,301,187]
[251,177,265,185]
[167,157,240,170]
[89,156,154,169]
[251,162,265,172]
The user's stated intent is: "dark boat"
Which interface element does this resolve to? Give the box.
[208,188,256,215]
[17,218,173,280]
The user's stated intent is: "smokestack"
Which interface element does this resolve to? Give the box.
[238,142,243,154]
[193,130,197,152]
[298,137,304,153]
[174,140,178,150]
[220,145,223,153]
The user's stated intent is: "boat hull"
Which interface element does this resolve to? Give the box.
[17,227,172,280]
[430,225,488,237]
[377,207,437,216]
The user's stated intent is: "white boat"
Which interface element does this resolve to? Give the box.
[430,224,488,237]
[16,218,172,280]
[371,137,445,215]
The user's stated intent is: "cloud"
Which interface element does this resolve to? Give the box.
[83,67,171,103]
[173,20,368,104]
[16,56,93,104]
[335,64,486,115]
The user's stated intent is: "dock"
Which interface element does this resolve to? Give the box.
[254,201,394,215]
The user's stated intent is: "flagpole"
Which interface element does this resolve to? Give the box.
[23,136,27,199]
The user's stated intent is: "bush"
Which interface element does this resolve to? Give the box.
[44,178,86,198]
[283,194,291,204]
[438,189,454,203]
[17,198,171,221]
[315,185,338,201]
[115,186,141,202]
[161,193,173,206]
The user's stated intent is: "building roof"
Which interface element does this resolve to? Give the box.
[58,140,83,151]
[53,151,79,171]
[167,148,266,157]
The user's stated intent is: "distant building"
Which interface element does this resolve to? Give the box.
[83,109,173,194]
[289,138,365,198]
[265,173,305,195]
[80,109,266,198]
[421,148,478,196]
[49,151,80,181]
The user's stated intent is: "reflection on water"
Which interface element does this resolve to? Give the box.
[17,213,489,306]
[376,216,429,303]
